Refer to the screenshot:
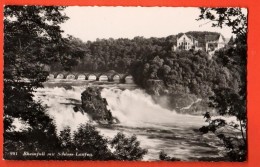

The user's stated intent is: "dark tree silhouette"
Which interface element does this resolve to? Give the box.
[4,5,86,159]
[198,7,247,161]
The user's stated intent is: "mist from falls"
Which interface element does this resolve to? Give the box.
[34,86,89,133]
[32,81,225,161]
[34,84,206,133]
[101,88,205,128]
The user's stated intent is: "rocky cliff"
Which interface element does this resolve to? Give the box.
[81,87,118,124]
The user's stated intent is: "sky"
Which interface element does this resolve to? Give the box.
[60,7,235,42]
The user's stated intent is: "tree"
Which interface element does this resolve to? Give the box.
[4,5,68,130]
[57,124,147,160]
[110,132,148,160]
[228,36,235,46]
[57,36,88,71]
[73,124,112,160]
[198,7,247,161]
[3,5,85,158]
[197,8,247,44]
[59,127,74,152]
[159,151,180,161]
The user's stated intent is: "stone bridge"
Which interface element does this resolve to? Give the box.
[48,71,133,83]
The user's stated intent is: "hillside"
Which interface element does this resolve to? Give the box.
[50,31,224,73]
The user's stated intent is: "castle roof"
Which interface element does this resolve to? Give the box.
[178,33,198,41]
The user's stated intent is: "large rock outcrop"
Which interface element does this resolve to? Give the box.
[81,87,117,124]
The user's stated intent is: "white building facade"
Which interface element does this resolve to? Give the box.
[176,34,199,50]
[205,34,226,52]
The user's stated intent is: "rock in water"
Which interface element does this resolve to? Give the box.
[81,87,114,124]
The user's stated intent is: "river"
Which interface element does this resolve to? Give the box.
[32,77,227,161]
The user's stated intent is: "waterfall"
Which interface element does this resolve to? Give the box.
[101,88,205,128]
[32,85,206,132]
[29,82,223,161]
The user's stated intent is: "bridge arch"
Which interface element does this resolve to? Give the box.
[65,73,76,80]
[121,74,134,83]
[75,73,87,80]
[49,71,132,83]
[59,72,69,79]
[48,73,55,79]
[56,73,66,79]
[96,73,109,81]
[87,73,97,81]
[111,73,121,82]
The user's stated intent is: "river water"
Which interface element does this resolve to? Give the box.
[33,77,227,161]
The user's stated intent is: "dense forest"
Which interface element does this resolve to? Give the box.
[50,31,241,103]
[50,31,220,73]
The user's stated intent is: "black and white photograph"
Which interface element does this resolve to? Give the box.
[4,6,247,161]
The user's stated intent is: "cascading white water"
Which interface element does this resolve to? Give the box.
[31,81,226,161]
[101,88,205,128]
[34,86,90,133]
[33,85,206,132]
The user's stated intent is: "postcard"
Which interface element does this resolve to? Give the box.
[3,6,247,162]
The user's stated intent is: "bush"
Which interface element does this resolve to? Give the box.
[110,132,148,160]
[159,151,180,161]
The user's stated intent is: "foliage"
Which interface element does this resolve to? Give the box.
[58,124,147,160]
[50,36,89,71]
[110,132,148,160]
[48,30,242,106]
[71,124,113,160]
[198,7,247,161]
[5,123,147,160]
[200,108,246,161]
[47,29,245,114]
[197,7,247,44]
[50,31,222,73]
[159,151,180,161]
[3,5,86,159]
[131,49,240,99]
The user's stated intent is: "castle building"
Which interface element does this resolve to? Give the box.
[176,34,199,50]
[205,34,226,52]
[173,32,226,55]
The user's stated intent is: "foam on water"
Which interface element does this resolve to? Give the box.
[34,86,89,132]
[101,88,205,128]
[33,84,208,132]
[30,81,227,160]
